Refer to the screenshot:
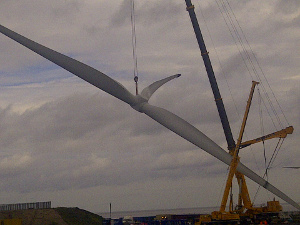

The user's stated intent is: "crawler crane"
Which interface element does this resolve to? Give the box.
[204,82,293,224]
[184,1,294,224]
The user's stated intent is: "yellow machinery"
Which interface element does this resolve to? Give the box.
[183,1,294,223]
[0,219,22,225]
[199,81,293,224]
[240,126,293,149]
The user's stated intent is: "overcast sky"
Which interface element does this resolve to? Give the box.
[0,0,299,214]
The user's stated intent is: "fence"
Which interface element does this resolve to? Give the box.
[0,201,51,211]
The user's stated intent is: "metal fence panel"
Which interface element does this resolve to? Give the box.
[0,201,51,211]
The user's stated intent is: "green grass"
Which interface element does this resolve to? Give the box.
[55,207,103,225]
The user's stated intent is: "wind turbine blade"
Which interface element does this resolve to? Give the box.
[140,103,300,210]
[140,74,181,101]
[141,103,232,163]
[0,24,136,105]
[0,24,299,210]
[283,167,300,169]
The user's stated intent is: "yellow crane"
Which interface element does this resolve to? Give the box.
[239,126,293,149]
[198,81,294,224]
[184,1,295,223]
[210,81,259,222]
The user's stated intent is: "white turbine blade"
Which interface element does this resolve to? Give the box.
[140,103,232,163]
[140,103,300,210]
[0,24,136,105]
[236,163,300,210]
[140,74,181,101]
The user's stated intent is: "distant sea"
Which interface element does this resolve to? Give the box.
[98,203,297,219]
[99,206,217,219]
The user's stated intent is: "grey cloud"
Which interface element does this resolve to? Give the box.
[50,0,82,18]
[0,92,222,193]
[275,0,299,15]
[217,52,249,80]
[110,0,132,27]
[111,0,182,27]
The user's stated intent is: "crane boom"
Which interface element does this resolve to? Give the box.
[240,126,294,149]
[184,0,236,150]
[219,81,259,213]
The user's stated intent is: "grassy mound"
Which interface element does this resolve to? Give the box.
[55,207,103,225]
